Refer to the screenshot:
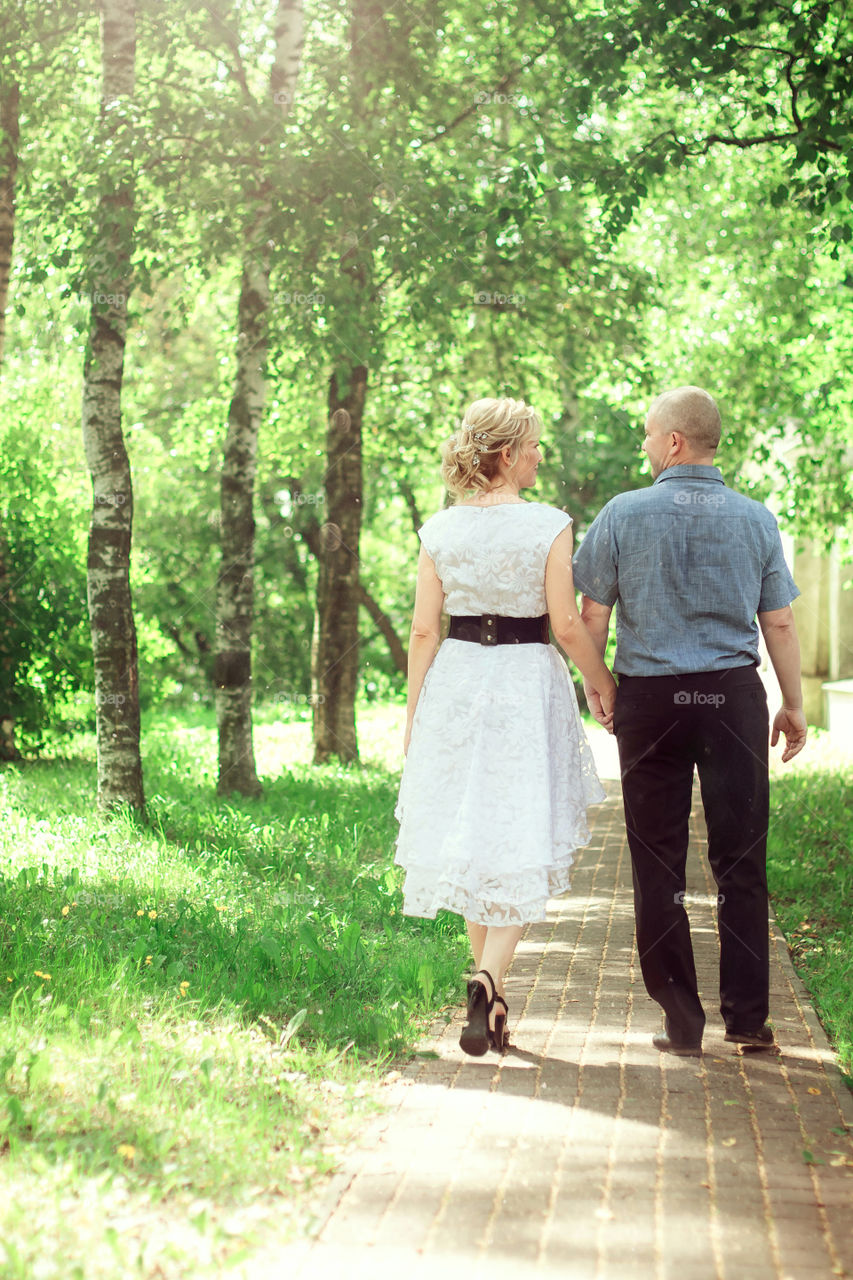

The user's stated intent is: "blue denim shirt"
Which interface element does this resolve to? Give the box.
[572,464,799,676]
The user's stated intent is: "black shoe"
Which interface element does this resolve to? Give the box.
[652,1031,702,1057]
[724,1023,775,1048]
[459,970,495,1057]
[489,995,509,1053]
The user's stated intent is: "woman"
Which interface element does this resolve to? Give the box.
[394,397,616,1056]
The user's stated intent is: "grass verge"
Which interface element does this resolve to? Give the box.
[767,751,853,1082]
[0,704,468,1278]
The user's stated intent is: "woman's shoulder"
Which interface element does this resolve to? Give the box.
[419,506,454,534]
[525,501,573,529]
[417,505,458,554]
[420,499,571,526]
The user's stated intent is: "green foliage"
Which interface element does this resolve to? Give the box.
[579,0,853,242]
[1,0,852,750]
[767,758,853,1079]
[0,399,92,745]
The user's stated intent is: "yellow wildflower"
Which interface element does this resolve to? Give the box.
[144,955,153,965]
[61,905,70,916]
[148,910,157,920]
[136,910,144,917]
[34,970,52,981]
[116,1143,136,1162]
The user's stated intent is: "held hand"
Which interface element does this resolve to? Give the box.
[586,679,616,735]
[598,678,617,733]
[771,706,807,763]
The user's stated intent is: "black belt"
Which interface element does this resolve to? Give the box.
[448,614,550,646]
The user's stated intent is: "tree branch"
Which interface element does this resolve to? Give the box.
[420,33,560,146]
[695,128,840,153]
[397,479,422,536]
[785,52,804,133]
[357,583,407,673]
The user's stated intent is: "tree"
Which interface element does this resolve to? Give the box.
[0,75,18,365]
[80,0,144,811]
[212,0,304,796]
[570,1,853,240]
[0,73,19,760]
[303,0,651,758]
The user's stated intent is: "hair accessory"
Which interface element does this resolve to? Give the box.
[472,431,489,452]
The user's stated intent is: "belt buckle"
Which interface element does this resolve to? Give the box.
[480,614,498,646]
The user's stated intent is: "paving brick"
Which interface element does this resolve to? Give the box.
[275,768,853,1280]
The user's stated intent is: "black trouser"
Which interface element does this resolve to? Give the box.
[614,666,770,1040]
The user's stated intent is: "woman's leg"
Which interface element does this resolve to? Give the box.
[460,923,525,1054]
[466,921,487,971]
[479,924,523,1026]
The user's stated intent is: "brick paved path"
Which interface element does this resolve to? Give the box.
[270,768,853,1280]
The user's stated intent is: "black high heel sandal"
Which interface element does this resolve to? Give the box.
[490,994,509,1053]
[459,969,495,1057]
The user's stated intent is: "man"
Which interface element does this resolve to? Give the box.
[572,386,808,1056]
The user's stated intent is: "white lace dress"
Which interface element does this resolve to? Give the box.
[394,501,605,926]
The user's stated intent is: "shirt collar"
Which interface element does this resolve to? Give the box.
[653,464,726,486]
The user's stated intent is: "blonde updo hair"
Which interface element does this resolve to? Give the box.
[440,397,543,499]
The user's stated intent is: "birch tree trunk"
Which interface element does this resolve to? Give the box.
[311,0,389,764]
[0,77,20,758]
[214,254,267,797]
[214,0,303,796]
[312,368,365,762]
[80,0,143,811]
[0,76,18,365]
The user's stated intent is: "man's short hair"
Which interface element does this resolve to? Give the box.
[648,386,721,454]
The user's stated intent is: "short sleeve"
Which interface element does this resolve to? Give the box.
[417,511,444,562]
[758,523,800,613]
[572,503,619,607]
[541,505,573,551]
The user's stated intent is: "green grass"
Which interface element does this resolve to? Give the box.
[0,704,468,1278]
[767,752,853,1081]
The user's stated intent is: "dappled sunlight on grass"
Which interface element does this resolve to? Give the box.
[767,752,853,1079]
[0,703,467,1277]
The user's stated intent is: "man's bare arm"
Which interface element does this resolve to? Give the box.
[580,596,614,727]
[758,605,807,763]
